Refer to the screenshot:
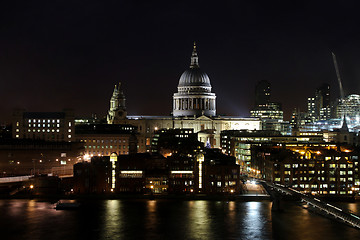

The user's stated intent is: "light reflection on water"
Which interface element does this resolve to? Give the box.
[188,201,211,239]
[0,199,359,240]
[99,200,124,239]
[242,201,271,240]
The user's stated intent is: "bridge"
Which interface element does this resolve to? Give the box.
[262,181,360,229]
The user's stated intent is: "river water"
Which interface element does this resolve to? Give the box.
[0,199,359,240]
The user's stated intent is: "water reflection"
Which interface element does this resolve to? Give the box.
[343,202,359,215]
[188,201,211,239]
[145,200,158,239]
[99,200,124,239]
[242,201,272,240]
[1,200,360,240]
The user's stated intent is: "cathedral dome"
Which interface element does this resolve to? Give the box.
[178,68,211,87]
[172,43,216,117]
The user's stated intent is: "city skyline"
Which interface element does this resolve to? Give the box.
[1,1,360,122]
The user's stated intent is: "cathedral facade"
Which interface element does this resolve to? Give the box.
[107,44,261,153]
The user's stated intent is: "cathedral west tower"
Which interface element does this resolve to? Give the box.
[172,43,216,117]
[107,82,127,124]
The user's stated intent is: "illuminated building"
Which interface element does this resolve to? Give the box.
[335,94,360,127]
[110,153,117,190]
[250,102,283,120]
[12,109,75,142]
[107,83,127,124]
[250,80,283,120]
[307,83,331,122]
[197,153,204,189]
[168,153,195,193]
[151,128,200,156]
[290,108,312,128]
[116,153,167,193]
[75,124,137,157]
[221,130,323,173]
[261,119,291,135]
[307,97,316,121]
[106,44,261,151]
[169,148,241,194]
[72,148,241,195]
[252,144,360,197]
[198,148,240,194]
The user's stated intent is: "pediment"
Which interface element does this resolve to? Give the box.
[195,115,212,121]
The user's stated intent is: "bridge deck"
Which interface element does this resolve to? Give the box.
[264,182,360,229]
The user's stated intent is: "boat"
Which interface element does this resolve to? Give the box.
[55,201,81,210]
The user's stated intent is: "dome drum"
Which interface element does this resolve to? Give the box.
[177,86,212,94]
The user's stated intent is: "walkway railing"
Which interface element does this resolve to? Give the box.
[0,175,32,183]
[264,182,360,229]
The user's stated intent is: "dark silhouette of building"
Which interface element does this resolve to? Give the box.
[255,80,271,106]
[0,139,83,177]
[73,156,112,194]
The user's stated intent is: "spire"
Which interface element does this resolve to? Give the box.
[190,41,199,68]
[112,84,118,96]
[341,115,349,132]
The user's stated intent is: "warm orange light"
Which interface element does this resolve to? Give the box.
[30,185,34,189]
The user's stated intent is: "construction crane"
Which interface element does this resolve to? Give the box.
[331,52,345,100]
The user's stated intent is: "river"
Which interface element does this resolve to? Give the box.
[0,199,359,240]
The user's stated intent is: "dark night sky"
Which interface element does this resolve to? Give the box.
[1,1,360,122]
